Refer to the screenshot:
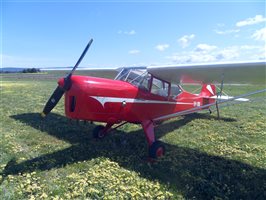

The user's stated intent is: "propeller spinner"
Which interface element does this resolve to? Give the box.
[41,39,93,117]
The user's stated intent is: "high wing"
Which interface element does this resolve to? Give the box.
[147,61,266,84]
[148,60,265,122]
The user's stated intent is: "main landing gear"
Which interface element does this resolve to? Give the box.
[141,120,165,159]
[149,140,165,159]
[92,120,165,159]
[92,123,113,139]
[92,125,105,138]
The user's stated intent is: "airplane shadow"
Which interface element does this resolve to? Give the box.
[2,113,265,199]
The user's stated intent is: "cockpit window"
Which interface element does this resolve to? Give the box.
[170,84,182,99]
[115,68,182,98]
[115,68,151,91]
[151,77,169,97]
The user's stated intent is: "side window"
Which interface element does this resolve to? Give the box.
[138,74,151,91]
[170,84,182,99]
[151,77,169,97]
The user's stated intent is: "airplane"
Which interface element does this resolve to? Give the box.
[41,38,266,159]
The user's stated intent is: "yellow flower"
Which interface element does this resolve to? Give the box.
[29,195,35,200]
[40,193,48,199]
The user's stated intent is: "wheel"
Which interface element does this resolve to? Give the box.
[149,141,165,159]
[93,125,105,139]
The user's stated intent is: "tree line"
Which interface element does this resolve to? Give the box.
[22,68,41,73]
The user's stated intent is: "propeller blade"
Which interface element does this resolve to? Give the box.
[41,86,65,117]
[68,38,93,77]
[41,38,93,117]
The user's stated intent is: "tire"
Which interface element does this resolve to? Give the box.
[149,141,165,159]
[93,125,105,139]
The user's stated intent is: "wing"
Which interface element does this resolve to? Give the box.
[147,61,266,84]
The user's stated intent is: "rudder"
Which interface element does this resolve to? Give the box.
[200,84,216,97]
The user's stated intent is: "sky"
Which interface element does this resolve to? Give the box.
[1,0,266,68]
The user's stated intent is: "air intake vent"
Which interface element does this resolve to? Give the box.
[69,96,76,112]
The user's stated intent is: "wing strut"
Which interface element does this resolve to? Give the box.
[153,88,266,122]
[215,74,225,119]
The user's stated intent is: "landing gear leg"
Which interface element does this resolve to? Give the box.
[216,74,224,120]
[141,120,165,159]
[215,101,220,119]
[93,123,113,139]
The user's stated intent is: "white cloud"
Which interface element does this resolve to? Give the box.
[216,45,266,61]
[178,34,195,48]
[214,29,240,35]
[251,27,266,41]
[167,52,216,64]
[166,43,266,65]
[236,15,266,27]
[217,23,225,27]
[118,30,136,35]
[155,44,169,51]
[127,30,136,35]
[215,46,240,61]
[167,45,217,64]
[239,45,262,50]
[174,54,216,64]
[128,49,140,55]
[195,44,217,52]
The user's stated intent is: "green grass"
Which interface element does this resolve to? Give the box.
[0,73,266,199]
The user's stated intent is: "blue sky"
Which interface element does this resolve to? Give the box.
[1,0,265,68]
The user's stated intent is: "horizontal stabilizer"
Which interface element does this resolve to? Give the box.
[153,89,266,122]
[209,95,249,102]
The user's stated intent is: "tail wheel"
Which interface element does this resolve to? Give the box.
[93,125,105,139]
[149,141,165,159]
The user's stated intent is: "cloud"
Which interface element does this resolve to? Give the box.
[178,34,195,48]
[215,47,240,61]
[239,45,262,50]
[217,23,225,27]
[251,27,266,41]
[118,30,136,35]
[236,15,266,27]
[166,43,266,65]
[167,52,216,64]
[127,30,136,35]
[167,43,217,63]
[155,44,169,51]
[217,45,266,61]
[195,44,217,52]
[214,29,240,35]
[128,49,140,55]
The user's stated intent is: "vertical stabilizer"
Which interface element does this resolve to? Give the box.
[200,84,216,97]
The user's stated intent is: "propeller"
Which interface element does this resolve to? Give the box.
[41,38,93,117]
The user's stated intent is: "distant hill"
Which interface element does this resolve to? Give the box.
[40,66,73,71]
[1,68,25,73]
[1,67,43,73]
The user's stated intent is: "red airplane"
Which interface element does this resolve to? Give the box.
[41,39,266,159]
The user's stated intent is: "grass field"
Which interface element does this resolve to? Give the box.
[0,72,266,199]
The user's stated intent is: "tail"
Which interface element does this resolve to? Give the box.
[200,84,249,105]
[200,84,216,97]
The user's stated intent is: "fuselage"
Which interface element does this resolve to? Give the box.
[60,75,215,124]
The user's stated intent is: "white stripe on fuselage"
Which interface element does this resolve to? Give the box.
[90,96,193,107]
